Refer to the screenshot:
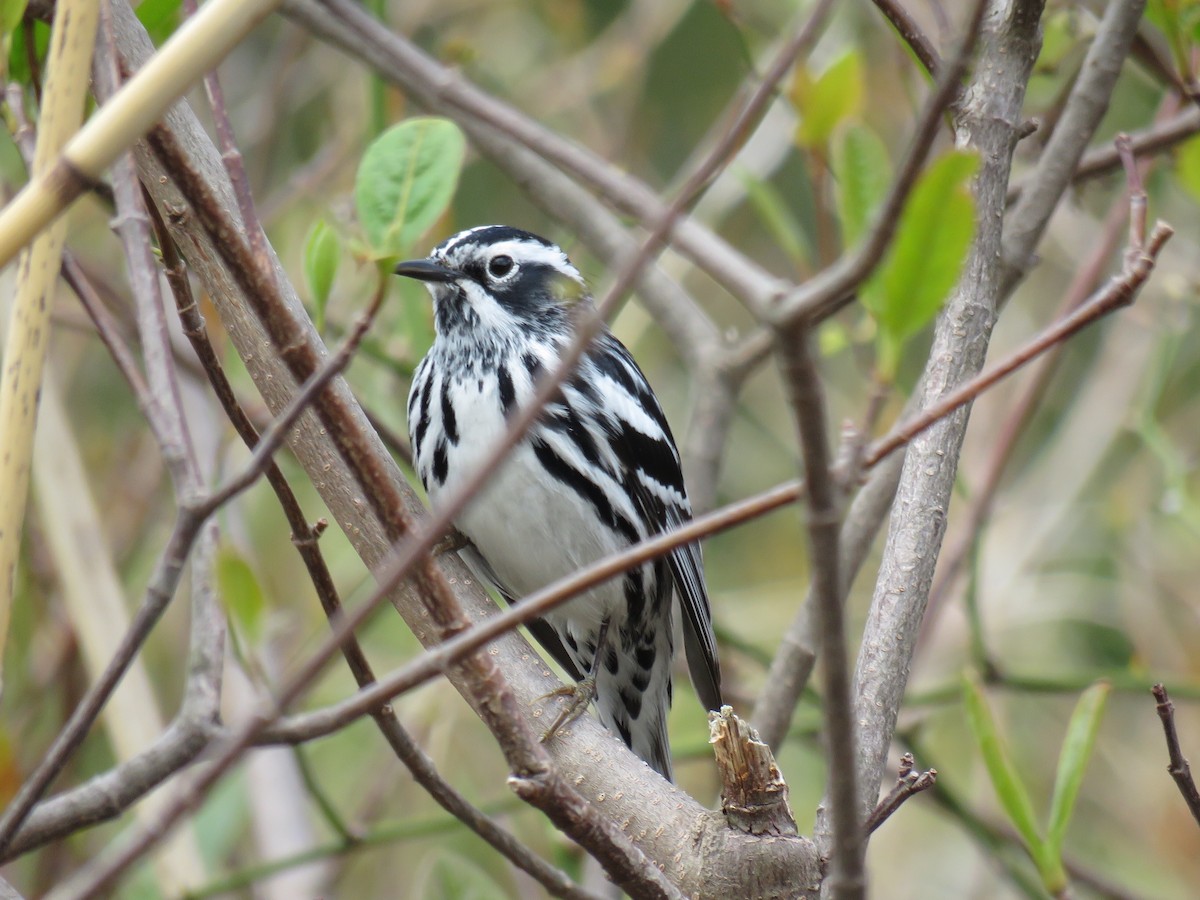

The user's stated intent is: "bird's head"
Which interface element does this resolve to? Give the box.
[395,225,588,337]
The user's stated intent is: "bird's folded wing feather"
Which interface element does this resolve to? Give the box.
[458,545,585,682]
[632,479,723,712]
[589,335,723,711]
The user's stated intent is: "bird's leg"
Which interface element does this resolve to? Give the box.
[539,618,611,743]
[431,526,471,557]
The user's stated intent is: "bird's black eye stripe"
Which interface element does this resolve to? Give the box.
[488,254,514,278]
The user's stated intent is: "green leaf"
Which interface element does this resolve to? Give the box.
[4,7,42,85]
[736,167,811,268]
[398,279,436,360]
[0,0,25,81]
[0,0,27,38]
[1045,682,1111,860]
[818,320,850,357]
[832,123,892,249]
[792,50,864,149]
[962,671,1044,855]
[1146,0,1197,68]
[863,149,978,378]
[355,116,466,259]
[216,547,266,643]
[135,0,182,44]
[1034,9,1077,73]
[303,219,340,331]
[1176,134,1200,204]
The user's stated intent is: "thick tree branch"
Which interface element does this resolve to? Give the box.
[831,0,1048,847]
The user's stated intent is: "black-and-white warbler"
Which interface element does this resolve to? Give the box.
[396,225,722,780]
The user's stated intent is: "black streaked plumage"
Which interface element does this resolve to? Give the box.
[398,225,722,780]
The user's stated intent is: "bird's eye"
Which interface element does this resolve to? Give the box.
[487,255,515,279]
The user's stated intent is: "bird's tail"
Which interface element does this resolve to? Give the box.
[594,626,675,781]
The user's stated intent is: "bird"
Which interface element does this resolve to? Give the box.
[396,225,721,780]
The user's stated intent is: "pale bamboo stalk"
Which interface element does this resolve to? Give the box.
[0,0,283,269]
[0,0,100,688]
[31,370,208,895]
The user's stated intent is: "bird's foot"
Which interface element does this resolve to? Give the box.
[432,527,471,557]
[538,677,596,743]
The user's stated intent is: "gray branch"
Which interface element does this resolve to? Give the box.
[752,451,904,751]
[823,0,1049,846]
[1001,0,1148,291]
[283,0,789,312]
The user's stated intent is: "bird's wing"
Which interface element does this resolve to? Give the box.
[459,545,584,682]
[586,336,723,712]
[656,497,722,712]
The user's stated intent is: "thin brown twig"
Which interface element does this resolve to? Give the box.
[1151,684,1200,828]
[59,256,151,408]
[180,0,271,270]
[1001,0,1149,291]
[250,477,807,743]
[775,323,863,897]
[863,226,1171,471]
[870,0,943,78]
[1006,104,1200,203]
[773,0,987,325]
[864,753,938,835]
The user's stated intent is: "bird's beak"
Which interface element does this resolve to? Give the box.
[393,259,462,283]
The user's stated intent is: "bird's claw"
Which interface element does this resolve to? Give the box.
[538,676,597,743]
[432,527,471,557]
